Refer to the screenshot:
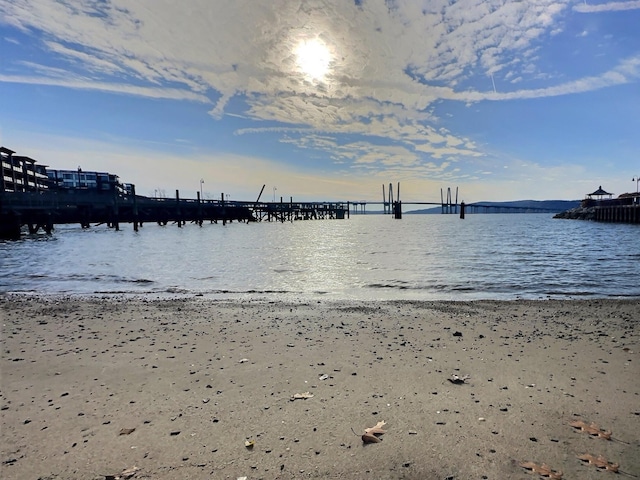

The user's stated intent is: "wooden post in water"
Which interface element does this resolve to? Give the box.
[113,188,120,231]
[280,196,284,223]
[289,196,293,222]
[44,212,53,234]
[221,192,226,226]
[176,190,182,227]
[460,201,465,219]
[393,200,402,219]
[132,185,139,232]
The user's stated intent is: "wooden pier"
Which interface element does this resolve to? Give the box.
[594,204,640,223]
[0,190,348,239]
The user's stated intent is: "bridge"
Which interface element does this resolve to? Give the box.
[349,185,560,216]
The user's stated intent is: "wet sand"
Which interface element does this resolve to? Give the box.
[1,295,639,479]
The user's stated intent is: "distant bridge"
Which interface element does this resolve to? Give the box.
[348,201,558,214]
[349,184,561,215]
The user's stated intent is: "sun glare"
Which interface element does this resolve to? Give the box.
[295,38,331,81]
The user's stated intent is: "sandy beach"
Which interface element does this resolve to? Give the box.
[1,295,638,479]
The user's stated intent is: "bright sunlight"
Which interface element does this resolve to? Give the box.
[295,38,331,81]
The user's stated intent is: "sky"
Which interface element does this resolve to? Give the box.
[1,0,639,204]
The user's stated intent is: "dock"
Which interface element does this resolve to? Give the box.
[0,190,348,239]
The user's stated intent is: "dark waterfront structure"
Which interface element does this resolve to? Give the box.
[0,146,347,239]
[554,186,640,224]
[1,188,348,239]
[1,147,49,193]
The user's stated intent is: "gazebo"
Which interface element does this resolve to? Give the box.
[587,186,613,200]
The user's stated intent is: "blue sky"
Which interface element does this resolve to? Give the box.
[1,0,639,203]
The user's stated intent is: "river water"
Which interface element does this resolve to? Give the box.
[1,214,639,301]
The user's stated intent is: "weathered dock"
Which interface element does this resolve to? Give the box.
[0,190,348,239]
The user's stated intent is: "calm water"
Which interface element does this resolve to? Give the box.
[1,214,639,301]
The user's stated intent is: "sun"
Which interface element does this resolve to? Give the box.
[295,38,331,81]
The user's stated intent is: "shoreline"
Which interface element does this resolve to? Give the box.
[1,296,639,479]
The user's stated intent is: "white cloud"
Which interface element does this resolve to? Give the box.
[0,74,211,102]
[574,1,640,13]
[1,0,638,190]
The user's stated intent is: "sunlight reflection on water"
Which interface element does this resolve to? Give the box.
[2,214,639,300]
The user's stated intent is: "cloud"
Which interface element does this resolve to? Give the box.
[574,1,640,13]
[0,74,211,102]
[1,0,638,184]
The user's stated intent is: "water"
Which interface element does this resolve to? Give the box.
[1,214,639,301]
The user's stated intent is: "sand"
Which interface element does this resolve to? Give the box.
[1,295,639,479]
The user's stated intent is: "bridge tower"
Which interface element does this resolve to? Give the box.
[441,187,459,214]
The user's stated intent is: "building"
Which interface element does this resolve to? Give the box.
[2,146,130,196]
[46,168,124,193]
[1,146,50,193]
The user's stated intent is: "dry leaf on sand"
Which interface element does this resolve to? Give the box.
[447,374,470,385]
[364,420,387,435]
[577,454,619,473]
[569,420,612,440]
[362,420,386,444]
[118,428,136,436]
[104,465,139,480]
[519,461,563,479]
[361,432,382,443]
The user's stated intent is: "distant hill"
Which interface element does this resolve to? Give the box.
[406,199,580,214]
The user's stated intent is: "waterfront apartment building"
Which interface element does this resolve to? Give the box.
[46,169,124,193]
[2,145,129,195]
[1,146,49,193]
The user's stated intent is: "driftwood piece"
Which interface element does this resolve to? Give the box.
[290,392,313,400]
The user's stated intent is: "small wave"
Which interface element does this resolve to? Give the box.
[450,286,477,292]
[166,287,190,294]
